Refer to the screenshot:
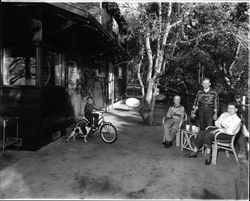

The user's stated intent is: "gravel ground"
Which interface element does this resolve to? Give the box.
[0,102,247,199]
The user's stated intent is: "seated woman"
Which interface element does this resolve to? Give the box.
[162,95,185,148]
[185,102,241,165]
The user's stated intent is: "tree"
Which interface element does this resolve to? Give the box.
[159,2,249,99]
[121,2,249,124]
[121,2,193,125]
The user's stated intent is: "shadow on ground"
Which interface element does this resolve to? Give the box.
[0,102,247,199]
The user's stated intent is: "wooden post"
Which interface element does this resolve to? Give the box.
[36,47,43,86]
[99,2,102,24]
[0,47,3,86]
[108,62,114,110]
[242,96,246,111]
[0,45,3,115]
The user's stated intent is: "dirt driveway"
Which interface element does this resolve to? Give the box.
[0,103,245,199]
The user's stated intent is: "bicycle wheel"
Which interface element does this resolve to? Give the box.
[100,123,118,143]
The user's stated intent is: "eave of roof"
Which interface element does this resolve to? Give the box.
[50,3,128,60]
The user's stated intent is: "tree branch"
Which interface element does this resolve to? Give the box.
[137,46,145,97]
[146,31,153,82]
[178,30,218,44]
[229,43,241,76]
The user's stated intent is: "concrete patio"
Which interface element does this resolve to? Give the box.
[0,103,248,199]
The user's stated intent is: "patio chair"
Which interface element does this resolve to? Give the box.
[162,113,187,147]
[206,125,242,165]
[176,113,188,146]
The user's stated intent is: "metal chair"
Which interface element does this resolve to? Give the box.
[206,125,241,165]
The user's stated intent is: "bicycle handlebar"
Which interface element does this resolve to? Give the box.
[93,110,104,114]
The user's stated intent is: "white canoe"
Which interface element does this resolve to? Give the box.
[125,98,140,108]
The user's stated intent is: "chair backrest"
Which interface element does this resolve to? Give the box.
[216,123,242,145]
[162,113,187,126]
[178,113,187,129]
[183,113,188,121]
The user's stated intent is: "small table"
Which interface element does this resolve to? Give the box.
[180,129,199,151]
[0,116,22,154]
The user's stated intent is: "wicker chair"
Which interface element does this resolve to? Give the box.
[162,113,187,146]
[206,125,241,165]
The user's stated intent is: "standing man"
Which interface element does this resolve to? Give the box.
[191,78,219,130]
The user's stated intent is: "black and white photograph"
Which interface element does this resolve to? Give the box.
[0,0,249,199]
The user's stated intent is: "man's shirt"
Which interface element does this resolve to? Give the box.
[193,88,219,112]
[215,112,241,135]
[167,105,185,121]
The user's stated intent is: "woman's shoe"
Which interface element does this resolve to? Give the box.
[205,155,212,165]
[162,141,167,145]
[185,152,197,158]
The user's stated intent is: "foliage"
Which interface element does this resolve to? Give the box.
[120,2,249,123]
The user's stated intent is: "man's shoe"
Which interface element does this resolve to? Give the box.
[162,141,167,145]
[185,152,197,158]
[164,141,171,148]
[205,156,212,165]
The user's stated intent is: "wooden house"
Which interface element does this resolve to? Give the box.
[0,2,128,150]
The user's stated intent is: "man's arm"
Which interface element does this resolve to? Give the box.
[224,119,241,135]
[191,91,200,118]
[166,107,172,118]
[180,107,185,118]
[193,91,201,111]
[214,91,219,114]
[175,107,185,118]
[211,113,227,134]
[93,104,99,111]
[214,112,224,128]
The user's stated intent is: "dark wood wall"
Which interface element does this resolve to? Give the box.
[1,86,70,150]
[1,2,127,150]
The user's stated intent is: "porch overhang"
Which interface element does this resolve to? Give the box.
[2,2,128,61]
[47,3,128,61]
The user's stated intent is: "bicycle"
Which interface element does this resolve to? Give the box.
[73,110,118,143]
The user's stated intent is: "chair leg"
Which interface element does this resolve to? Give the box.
[202,146,205,155]
[176,130,180,147]
[162,121,166,142]
[225,150,230,158]
[212,143,218,165]
[232,147,239,163]
[181,131,183,151]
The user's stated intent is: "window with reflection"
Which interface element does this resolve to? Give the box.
[43,50,64,86]
[3,48,37,85]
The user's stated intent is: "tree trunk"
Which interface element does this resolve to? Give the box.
[140,25,157,125]
[139,3,172,125]
[137,46,145,97]
[140,78,154,124]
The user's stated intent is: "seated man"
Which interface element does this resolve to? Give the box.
[84,97,100,128]
[162,95,185,148]
[185,102,241,165]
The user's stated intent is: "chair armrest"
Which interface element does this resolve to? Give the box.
[214,132,233,141]
[178,120,184,129]
[206,126,217,130]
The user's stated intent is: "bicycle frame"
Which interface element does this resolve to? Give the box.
[96,113,105,128]
[91,111,107,130]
